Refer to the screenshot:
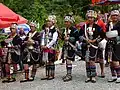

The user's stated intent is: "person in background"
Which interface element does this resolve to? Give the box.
[19,27,26,40]
[95,11,106,78]
[18,27,26,71]
[96,11,106,32]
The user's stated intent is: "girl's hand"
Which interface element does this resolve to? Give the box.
[88,39,96,43]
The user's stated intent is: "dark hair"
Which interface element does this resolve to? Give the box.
[65,14,72,18]
[19,31,26,36]
[111,8,118,11]
[87,6,94,11]
[11,23,18,25]
[42,24,47,30]
[0,41,6,47]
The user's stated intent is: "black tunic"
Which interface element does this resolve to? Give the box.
[22,31,40,64]
[6,35,22,64]
[62,26,79,61]
[81,23,104,60]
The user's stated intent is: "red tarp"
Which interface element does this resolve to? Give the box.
[0,3,28,28]
[92,0,101,4]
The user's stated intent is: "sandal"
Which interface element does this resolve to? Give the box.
[47,76,54,80]
[98,75,105,78]
[41,77,48,80]
[62,75,66,80]
[28,77,34,81]
[63,75,72,82]
[108,79,117,82]
[91,77,96,83]
[20,78,29,83]
[85,78,91,83]
[115,78,120,83]
[2,78,16,83]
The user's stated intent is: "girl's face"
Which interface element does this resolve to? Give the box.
[30,25,36,32]
[87,17,95,24]
[64,21,71,28]
[10,28,16,34]
[20,28,24,32]
[46,21,53,28]
[111,15,119,22]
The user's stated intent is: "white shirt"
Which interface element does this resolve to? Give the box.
[46,31,58,48]
[41,26,58,48]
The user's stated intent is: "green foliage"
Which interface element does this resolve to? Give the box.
[0,0,119,30]
[0,34,7,42]
[0,0,119,48]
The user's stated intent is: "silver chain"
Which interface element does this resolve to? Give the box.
[23,48,40,62]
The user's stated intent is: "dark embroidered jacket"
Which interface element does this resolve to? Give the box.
[81,23,105,44]
[62,26,79,45]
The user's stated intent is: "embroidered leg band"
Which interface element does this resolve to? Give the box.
[110,66,116,77]
[46,65,50,77]
[5,64,10,79]
[90,66,96,77]
[66,64,72,75]
[86,67,91,78]
[49,64,55,77]
[114,66,120,78]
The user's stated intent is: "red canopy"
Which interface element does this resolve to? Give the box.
[0,3,28,28]
[92,0,101,4]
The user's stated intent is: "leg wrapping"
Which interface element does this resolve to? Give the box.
[86,67,91,78]
[46,65,50,77]
[110,66,116,77]
[66,64,72,75]
[49,64,55,77]
[90,66,96,77]
[114,66,120,78]
[31,65,37,78]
